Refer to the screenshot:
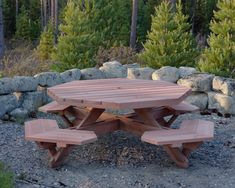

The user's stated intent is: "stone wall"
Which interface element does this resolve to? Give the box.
[1,61,235,122]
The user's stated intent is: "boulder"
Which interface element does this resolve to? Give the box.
[208,92,235,114]
[127,67,155,80]
[123,63,140,69]
[34,72,63,87]
[179,67,197,78]
[99,61,127,78]
[81,68,105,80]
[152,66,179,83]
[212,76,235,97]
[177,73,214,92]
[19,91,44,112]
[60,69,81,82]
[0,78,13,94]
[184,92,208,110]
[0,94,18,118]
[37,86,53,104]
[10,108,28,123]
[12,76,38,92]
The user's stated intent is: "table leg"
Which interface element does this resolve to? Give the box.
[75,108,105,129]
[134,108,163,129]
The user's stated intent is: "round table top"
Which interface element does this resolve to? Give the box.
[47,78,191,109]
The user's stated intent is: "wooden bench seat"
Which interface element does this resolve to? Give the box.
[25,119,97,167]
[141,119,214,146]
[38,101,71,113]
[141,119,214,168]
[167,101,199,114]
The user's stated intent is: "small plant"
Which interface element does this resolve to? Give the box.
[140,1,199,69]
[198,0,235,78]
[36,22,54,61]
[95,46,142,67]
[0,162,14,188]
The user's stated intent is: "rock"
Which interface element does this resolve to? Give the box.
[177,73,214,92]
[0,94,18,118]
[127,67,155,80]
[12,76,38,92]
[0,78,13,94]
[208,92,235,114]
[81,68,105,80]
[212,76,235,97]
[34,72,63,87]
[99,61,127,78]
[179,67,197,78]
[123,63,140,69]
[60,69,81,82]
[37,86,53,104]
[152,66,179,83]
[10,108,28,123]
[184,92,208,110]
[19,91,44,112]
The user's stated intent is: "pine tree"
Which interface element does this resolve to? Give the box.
[36,22,54,61]
[140,1,199,68]
[52,1,97,71]
[198,0,235,78]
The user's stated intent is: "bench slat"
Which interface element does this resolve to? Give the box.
[25,119,97,146]
[167,101,199,113]
[141,119,214,146]
[25,119,58,137]
[26,129,97,145]
[39,101,70,113]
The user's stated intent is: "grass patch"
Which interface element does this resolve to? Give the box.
[0,162,14,188]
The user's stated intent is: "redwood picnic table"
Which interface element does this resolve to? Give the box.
[25,78,214,168]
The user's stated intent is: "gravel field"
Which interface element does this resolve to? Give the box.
[0,112,234,188]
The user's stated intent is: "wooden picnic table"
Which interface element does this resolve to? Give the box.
[25,78,214,168]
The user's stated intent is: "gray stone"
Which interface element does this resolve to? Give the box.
[212,76,235,96]
[60,69,81,83]
[10,108,28,123]
[34,72,63,87]
[179,67,197,78]
[81,68,105,80]
[37,86,53,104]
[184,92,208,110]
[127,67,155,80]
[12,76,38,92]
[0,78,13,94]
[20,91,44,112]
[177,73,214,92]
[123,63,140,69]
[208,92,235,114]
[152,66,179,83]
[0,94,18,118]
[99,61,127,78]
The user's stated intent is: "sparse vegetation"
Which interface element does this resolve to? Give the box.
[0,162,14,188]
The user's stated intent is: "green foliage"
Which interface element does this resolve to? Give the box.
[52,1,96,71]
[15,6,40,40]
[2,0,16,38]
[53,0,135,72]
[36,22,54,61]
[95,46,141,67]
[140,1,199,69]
[0,162,14,188]
[198,0,235,78]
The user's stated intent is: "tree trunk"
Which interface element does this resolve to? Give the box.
[54,0,58,42]
[0,0,4,58]
[43,0,47,26]
[16,0,19,17]
[190,0,196,34]
[40,0,44,29]
[130,0,138,49]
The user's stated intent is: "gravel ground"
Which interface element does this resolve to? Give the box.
[0,112,235,188]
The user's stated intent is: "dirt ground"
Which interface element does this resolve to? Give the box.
[0,112,234,188]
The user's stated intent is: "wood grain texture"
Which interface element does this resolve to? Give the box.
[47,78,191,109]
[141,119,214,146]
